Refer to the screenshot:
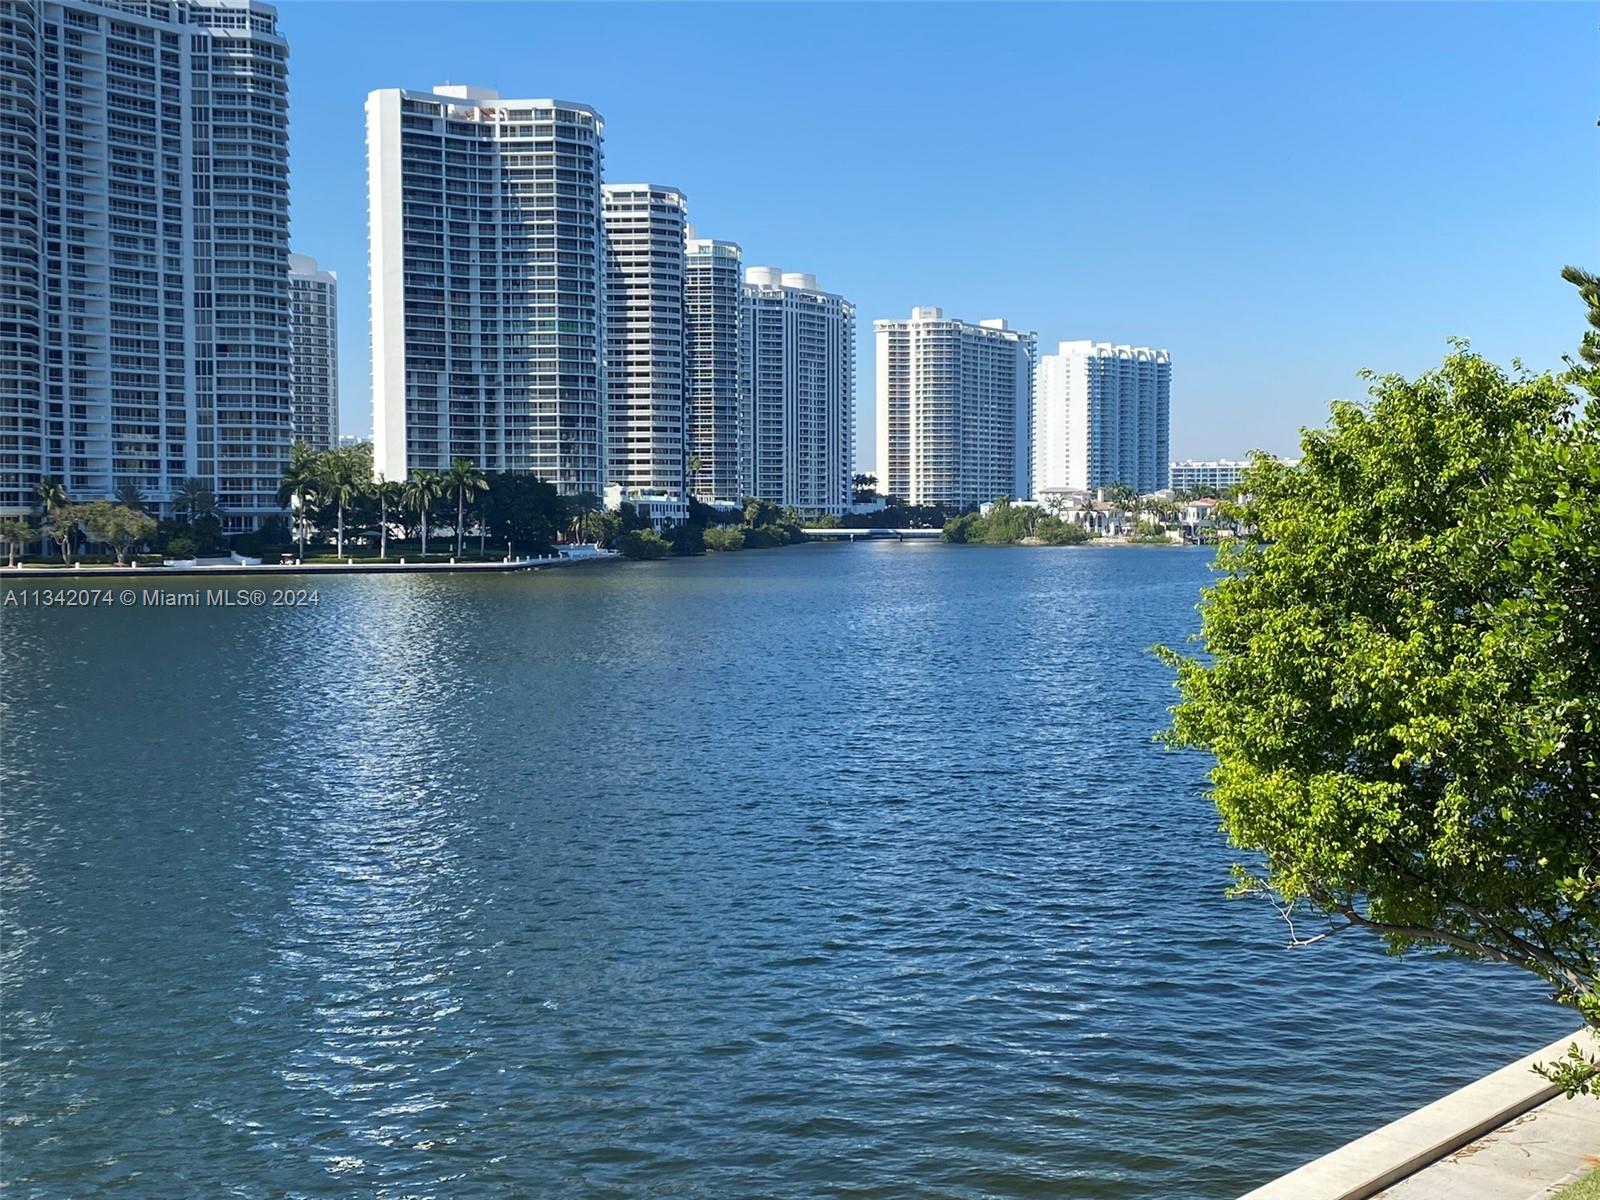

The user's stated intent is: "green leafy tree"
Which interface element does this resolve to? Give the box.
[44,502,79,562]
[617,528,671,560]
[402,470,442,557]
[445,457,488,557]
[480,471,563,555]
[0,517,32,566]
[589,510,622,549]
[1563,265,1600,388]
[1035,515,1090,545]
[276,441,322,559]
[566,490,604,543]
[79,501,157,565]
[704,525,745,552]
[114,481,147,512]
[1160,294,1600,1093]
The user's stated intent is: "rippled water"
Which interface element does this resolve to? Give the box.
[0,544,1572,1198]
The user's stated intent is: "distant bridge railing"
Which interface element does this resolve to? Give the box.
[801,527,943,541]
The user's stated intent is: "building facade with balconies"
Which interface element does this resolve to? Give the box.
[602,183,686,502]
[2,0,290,527]
[288,252,337,450]
[684,233,742,503]
[1034,341,1171,495]
[368,84,606,493]
[874,307,1035,508]
[739,267,854,516]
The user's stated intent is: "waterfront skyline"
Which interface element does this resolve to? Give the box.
[281,2,1597,468]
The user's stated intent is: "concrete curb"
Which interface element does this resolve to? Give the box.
[0,556,619,579]
[1239,1029,1597,1200]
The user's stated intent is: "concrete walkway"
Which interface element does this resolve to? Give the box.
[1241,1031,1599,1200]
[1373,1092,1600,1200]
[0,552,619,579]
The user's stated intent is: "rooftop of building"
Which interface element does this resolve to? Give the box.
[374,84,604,124]
[602,183,687,200]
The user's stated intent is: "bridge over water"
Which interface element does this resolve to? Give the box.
[801,528,943,541]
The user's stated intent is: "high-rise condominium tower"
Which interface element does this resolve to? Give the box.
[0,0,290,526]
[1034,341,1171,495]
[875,307,1035,508]
[740,268,854,515]
[367,85,606,492]
[288,253,338,450]
[602,183,686,499]
[684,234,742,502]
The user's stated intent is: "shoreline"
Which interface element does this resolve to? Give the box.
[0,553,621,580]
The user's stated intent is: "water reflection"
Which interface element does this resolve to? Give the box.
[0,549,1573,1198]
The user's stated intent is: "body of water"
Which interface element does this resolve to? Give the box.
[0,544,1571,1197]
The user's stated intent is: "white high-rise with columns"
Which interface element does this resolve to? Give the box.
[1034,341,1171,495]
[875,308,1035,508]
[367,84,606,492]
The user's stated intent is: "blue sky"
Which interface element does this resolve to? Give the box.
[281,1,1599,467]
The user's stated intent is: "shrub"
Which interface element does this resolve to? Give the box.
[1035,516,1090,545]
[704,526,745,552]
[617,529,670,560]
[664,521,705,556]
[743,523,796,549]
[165,537,197,559]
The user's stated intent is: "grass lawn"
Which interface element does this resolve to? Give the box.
[1558,1170,1600,1200]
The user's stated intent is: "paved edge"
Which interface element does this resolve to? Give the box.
[1239,1028,1598,1200]
[0,558,619,578]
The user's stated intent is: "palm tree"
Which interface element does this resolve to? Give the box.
[174,476,221,524]
[373,476,401,560]
[687,454,703,499]
[318,446,365,559]
[114,481,147,512]
[276,442,322,560]
[1103,482,1137,535]
[34,477,69,557]
[445,458,488,557]
[34,477,69,515]
[567,490,602,543]
[403,471,441,557]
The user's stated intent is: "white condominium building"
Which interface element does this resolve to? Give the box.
[684,233,742,502]
[1034,341,1171,495]
[1,0,290,526]
[1169,458,1251,493]
[288,253,338,450]
[875,307,1035,508]
[740,268,854,515]
[367,85,606,492]
[602,183,686,499]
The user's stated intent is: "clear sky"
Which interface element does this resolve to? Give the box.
[280,1,1599,468]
